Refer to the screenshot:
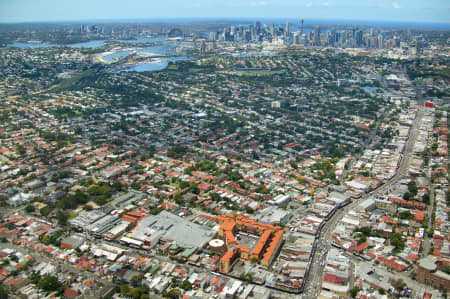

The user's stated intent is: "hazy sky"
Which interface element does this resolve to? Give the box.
[0,0,449,24]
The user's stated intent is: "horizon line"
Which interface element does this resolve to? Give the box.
[0,17,449,29]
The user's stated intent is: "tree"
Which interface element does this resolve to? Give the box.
[407,181,418,196]
[390,233,405,251]
[350,286,360,298]
[56,209,69,226]
[356,226,372,236]
[40,206,53,217]
[403,192,413,201]
[25,204,35,213]
[131,275,142,287]
[16,145,26,156]
[398,211,414,220]
[179,181,190,189]
[441,265,450,275]
[422,193,430,204]
[356,233,367,244]
[180,280,192,291]
[245,206,254,214]
[164,288,181,299]
[290,161,298,169]
[0,285,7,299]
[190,183,199,195]
[38,275,62,292]
[120,284,130,295]
[167,145,187,159]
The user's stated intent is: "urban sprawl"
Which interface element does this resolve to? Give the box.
[0,20,448,299]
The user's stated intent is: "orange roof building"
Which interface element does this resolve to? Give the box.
[218,214,283,273]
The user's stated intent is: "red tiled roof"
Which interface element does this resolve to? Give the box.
[6,278,22,286]
[64,288,78,298]
[389,198,426,209]
[323,273,344,285]
[405,253,419,262]
[221,250,235,262]
[377,257,407,271]
[355,242,370,252]
[252,230,271,256]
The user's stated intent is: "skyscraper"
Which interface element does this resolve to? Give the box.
[200,40,206,54]
[314,25,321,46]
[356,30,363,47]
[377,34,384,49]
[286,22,291,36]
[255,21,261,34]
[307,31,314,44]
[330,27,336,46]
[293,32,301,45]
[250,25,256,41]
[415,40,422,56]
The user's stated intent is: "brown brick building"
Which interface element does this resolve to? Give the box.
[416,256,450,292]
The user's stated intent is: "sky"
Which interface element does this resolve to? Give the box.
[0,0,449,24]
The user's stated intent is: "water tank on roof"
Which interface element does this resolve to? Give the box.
[209,239,225,248]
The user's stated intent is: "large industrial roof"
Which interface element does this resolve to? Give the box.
[134,210,215,248]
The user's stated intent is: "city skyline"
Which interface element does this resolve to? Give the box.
[0,0,449,25]
[0,0,448,297]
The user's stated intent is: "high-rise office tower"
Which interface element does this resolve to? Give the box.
[300,19,304,35]
[293,32,301,45]
[351,28,356,47]
[356,30,363,47]
[256,21,261,34]
[377,34,384,49]
[250,25,256,41]
[416,40,422,56]
[307,31,314,44]
[200,40,206,54]
[330,27,337,46]
[314,25,321,46]
[286,22,291,36]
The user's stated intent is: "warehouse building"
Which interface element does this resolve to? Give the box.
[129,211,215,248]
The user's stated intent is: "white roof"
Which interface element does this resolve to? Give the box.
[341,216,360,226]
[346,180,369,190]
[93,248,119,261]
[120,236,143,246]
[359,198,375,209]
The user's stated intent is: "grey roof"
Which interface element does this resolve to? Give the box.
[61,235,84,249]
[256,207,290,224]
[418,255,438,271]
[69,210,106,229]
[359,198,376,208]
[134,210,215,248]
[87,215,121,235]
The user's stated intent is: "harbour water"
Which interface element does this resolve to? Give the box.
[103,50,135,62]
[6,36,171,49]
[120,56,192,72]
[7,37,195,72]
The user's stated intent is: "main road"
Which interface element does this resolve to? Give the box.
[302,83,426,298]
